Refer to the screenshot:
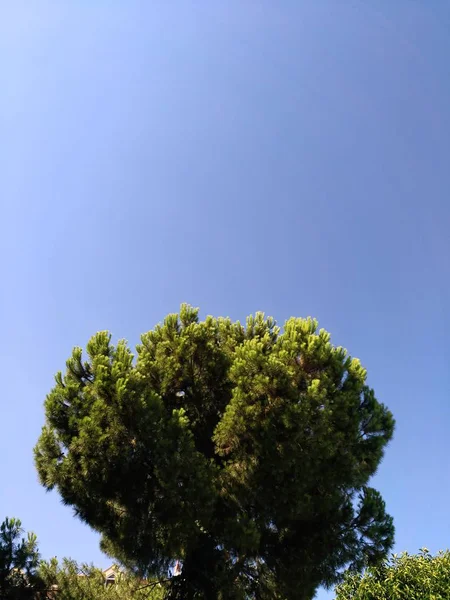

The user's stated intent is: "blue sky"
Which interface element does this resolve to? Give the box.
[1,2,449,598]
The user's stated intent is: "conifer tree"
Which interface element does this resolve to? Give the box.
[38,558,164,599]
[0,517,43,598]
[35,305,395,599]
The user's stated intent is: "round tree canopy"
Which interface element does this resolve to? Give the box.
[35,305,395,600]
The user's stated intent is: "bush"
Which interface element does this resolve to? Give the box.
[335,548,450,599]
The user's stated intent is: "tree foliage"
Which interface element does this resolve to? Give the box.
[0,517,43,599]
[35,305,395,599]
[335,549,450,599]
[38,558,163,600]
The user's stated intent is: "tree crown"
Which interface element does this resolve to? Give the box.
[0,516,42,598]
[35,305,395,599]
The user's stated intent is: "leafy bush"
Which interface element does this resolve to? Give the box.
[335,549,450,599]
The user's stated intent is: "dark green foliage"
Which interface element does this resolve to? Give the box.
[335,549,450,599]
[35,305,395,599]
[0,517,43,598]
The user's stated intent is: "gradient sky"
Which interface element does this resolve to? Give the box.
[1,2,449,598]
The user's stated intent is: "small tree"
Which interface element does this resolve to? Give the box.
[0,517,43,598]
[38,558,164,599]
[35,306,395,599]
[335,549,450,599]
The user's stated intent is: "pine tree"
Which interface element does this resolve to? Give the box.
[38,558,164,599]
[0,517,43,598]
[35,305,395,599]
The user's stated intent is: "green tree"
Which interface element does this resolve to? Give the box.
[34,305,395,599]
[335,549,450,599]
[38,558,164,599]
[0,517,43,599]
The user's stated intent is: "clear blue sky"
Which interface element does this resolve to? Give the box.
[1,2,449,598]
